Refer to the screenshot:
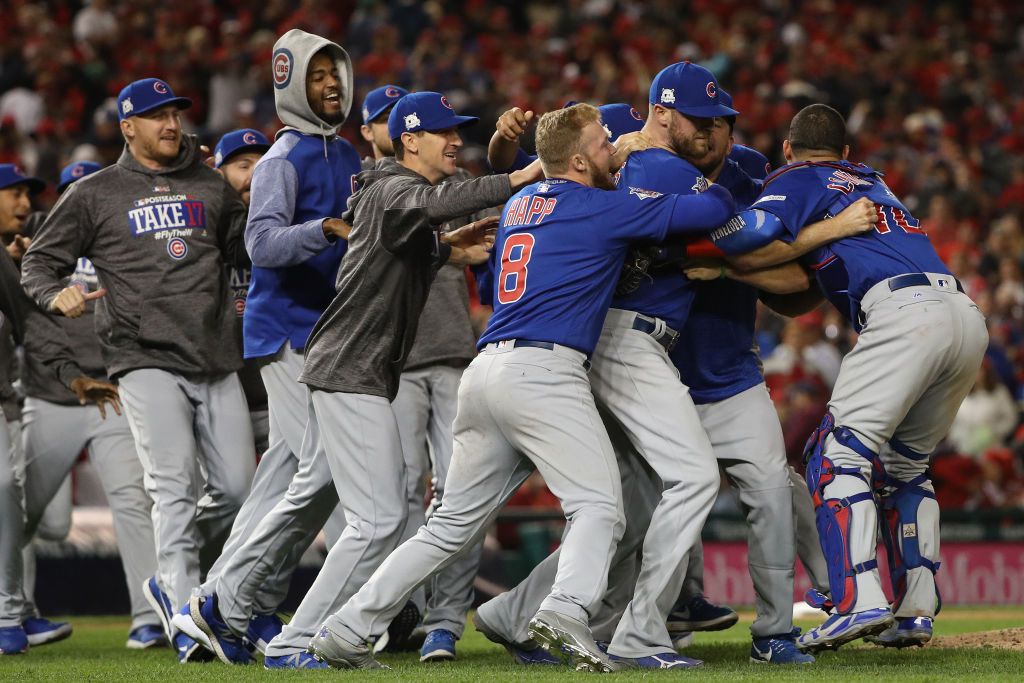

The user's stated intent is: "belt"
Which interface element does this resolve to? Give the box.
[492,339,591,370]
[632,314,680,353]
[888,273,964,294]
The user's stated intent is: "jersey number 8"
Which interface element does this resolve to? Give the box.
[497,233,535,304]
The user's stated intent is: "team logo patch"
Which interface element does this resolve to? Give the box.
[440,95,453,109]
[121,98,134,116]
[361,106,370,120]
[129,196,205,236]
[629,107,642,121]
[234,297,246,315]
[629,187,662,200]
[404,113,421,130]
[153,183,170,193]
[214,151,223,165]
[272,48,294,89]
[754,194,786,204]
[537,183,550,193]
[660,88,675,104]
[242,131,258,145]
[706,81,717,98]
[903,523,918,538]
[691,175,709,193]
[385,86,402,98]
[167,237,188,260]
[71,164,85,178]
[153,80,169,95]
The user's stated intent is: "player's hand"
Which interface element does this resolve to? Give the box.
[5,235,31,261]
[448,243,492,266]
[509,158,544,188]
[682,258,727,281]
[323,218,352,241]
[496,107,534,141]
[611,131,653,171]
[49,285,107,318]
[69,376,121,420]
[200,144,215,168]
[442,215,499,250]
[832,198,878,237]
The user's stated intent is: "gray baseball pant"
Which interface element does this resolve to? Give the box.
[393,364,482,637]
[590,309,719,658]
[818,276,987,615]
[118,368,256,614]
[0,419,25,627]
[789,466,829,593]
[20,397,159,629]
[322,343,624,648]
[203,348,345,617]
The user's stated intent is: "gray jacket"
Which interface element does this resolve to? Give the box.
[21,136,250,379]
[300,158,512,399]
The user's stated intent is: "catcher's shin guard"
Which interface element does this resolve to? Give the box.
[803,413,879,615]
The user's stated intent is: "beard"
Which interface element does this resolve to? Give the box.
[669,119,711,162]
[144,135,182,166]
[588,162,617,190]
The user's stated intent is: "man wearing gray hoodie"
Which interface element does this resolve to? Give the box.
[20,77,256,661]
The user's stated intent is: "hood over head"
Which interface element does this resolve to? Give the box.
[272,29,354,138]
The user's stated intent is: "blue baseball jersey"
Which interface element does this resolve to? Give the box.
[610,149,710,330]
[674,146,771,403]
[754,160,950,327]
[479,178,679,355]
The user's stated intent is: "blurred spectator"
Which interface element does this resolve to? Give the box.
[949,360,1019,459]
[762,310,843,390]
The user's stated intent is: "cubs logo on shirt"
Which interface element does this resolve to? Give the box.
[167,237,188,260]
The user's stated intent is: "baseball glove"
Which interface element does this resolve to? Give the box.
[615,244,661,296]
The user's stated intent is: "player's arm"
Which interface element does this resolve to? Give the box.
[488,107,535,172]
[244,157,350,268]
[216,181,252,269]
[759,285,826,317]
[721,198,877,271]
[664,184,736,235]
[683,259,810,294]
[21,185,95,315]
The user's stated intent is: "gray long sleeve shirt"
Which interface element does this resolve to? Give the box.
[21,136,250,379]
[300,158,513,399]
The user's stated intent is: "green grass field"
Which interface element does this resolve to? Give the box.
[3,608,1023,681]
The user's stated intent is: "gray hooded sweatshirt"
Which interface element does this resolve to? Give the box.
[21,135,250,379]
[300,158,513,399]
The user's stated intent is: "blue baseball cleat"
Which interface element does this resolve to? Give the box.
[797,608,895,653]
[126,623,169,649]
[264,652,329,669]
[0,626,29,655]
[174,631,215,663]
[187,594,252,665]
[864,616,933,648]
[611,652,703,669]
[419,628,457,662]
[246,612,284,655]
[23,617,72,646]
[750,629,815,664]
[141,576,174,641]
[473,609,561,666]
[667,595,739,632]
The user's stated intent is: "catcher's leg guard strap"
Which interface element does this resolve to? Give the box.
[880,474,941,614]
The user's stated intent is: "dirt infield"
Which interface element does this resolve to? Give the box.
[930,627,1024,650]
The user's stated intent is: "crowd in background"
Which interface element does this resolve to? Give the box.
[1,0,1022,511]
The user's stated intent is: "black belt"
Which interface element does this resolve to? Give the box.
[888,273,964,293]
[632,315,679,353]
[497,340,591,370]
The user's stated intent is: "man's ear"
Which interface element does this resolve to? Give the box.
[401,131,418,155]
[841,144,850,160]
[571,153,586,172]
[120,119,133,142]
[359,124,373,144]
[782,139,794,163]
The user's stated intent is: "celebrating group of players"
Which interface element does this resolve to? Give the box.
[0,25,986,671]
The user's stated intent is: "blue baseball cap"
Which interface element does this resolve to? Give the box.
[0,163,44,194]
[387,92,478,141]
[117,78,192,121]
[57,161,103,193]
[649,62,738,118]
[214,129,271,168]
[362,85,409,124]
[598,103,645,142]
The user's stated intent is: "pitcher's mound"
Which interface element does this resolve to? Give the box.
[929,627,1024,651]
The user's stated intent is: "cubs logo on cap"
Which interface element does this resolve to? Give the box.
[272,48,293,89]
[361,84,410,124]
[213,129,271,169]
[117,78,192,121]
[387,91,478,140]
[597,103,645,143]
[0,163,45,193]
[649,62,737,118]
[57,161,103,193]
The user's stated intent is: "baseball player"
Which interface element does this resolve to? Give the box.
[178,91,533,668]
[360,84,409,164]
[727,104,988,652]
[20,77,256,661]
[306,101,736,671]
[17,160,166,651]
[173,32,362,668]
[0,182,121,653]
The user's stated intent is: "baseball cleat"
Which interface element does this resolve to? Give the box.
[172,601,210,650]
[142,576,175,641]
[126,624,169,649]
[308,624,388,669]
[528,609,616,673]
[174,631,215,663]
[863,616,933,648]
[264,652,329,669]
[750,628,815,664]
[373,599,421,654]
[473,611,560,665]
[667,595,739,632]
[419,628,457,662]
[187,594,252,665]
[23,617,72,646]
[246,612,285,655]
[797,608,895,653]
[0,626,29,655]
[611,652,703,669]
